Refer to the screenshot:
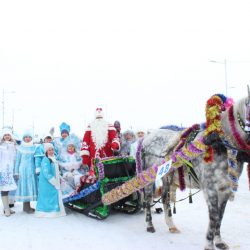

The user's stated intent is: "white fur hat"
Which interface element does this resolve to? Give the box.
[43,143,54,152]
[22,128,33,139]
[95,107,104,119]
[2,126,13,138]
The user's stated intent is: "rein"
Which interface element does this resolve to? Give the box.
[149,189,201,208]
[217,140,250,153]
[143,152,165,158]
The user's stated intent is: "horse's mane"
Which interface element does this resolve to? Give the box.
[160,125,185,131]
[233,96,247,118]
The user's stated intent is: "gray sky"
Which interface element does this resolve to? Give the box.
[1,0,250,138]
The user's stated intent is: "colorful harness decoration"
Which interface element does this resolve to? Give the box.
[203,94,233,162]
[102,94,250,205]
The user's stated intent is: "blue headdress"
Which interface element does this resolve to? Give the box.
[59,122,70,134]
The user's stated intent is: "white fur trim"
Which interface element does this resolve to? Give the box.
[80,150,90,156]
[112,139,120,150]
[108,126,116,131]
[43,143,54,152]
[35,210,66,218]
[48,177,59,188]
[1,127,13,138]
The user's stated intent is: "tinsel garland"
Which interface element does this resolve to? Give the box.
[63,181,100,203]
[169,126,207,189]
[95,157,105,180]
[177,167,185,191]
[171,138,207,168]
[204,95,225,163]
[173,124,200,153]
[226,146,239,192]
[205,95,224,136]
[102,164,158,205]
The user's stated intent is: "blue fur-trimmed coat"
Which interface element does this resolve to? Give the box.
[14,143,38,201]
[35,156,66,217]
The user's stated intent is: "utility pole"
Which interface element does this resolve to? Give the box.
[2,89,16,129]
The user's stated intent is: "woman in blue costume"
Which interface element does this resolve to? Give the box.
[35,143,66,218]
[14,130,38,213]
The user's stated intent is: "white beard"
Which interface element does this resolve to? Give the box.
[90,119,108,150]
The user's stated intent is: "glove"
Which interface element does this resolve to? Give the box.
[49,177,60,190]
[64,172,73,178]
[89,169,95,176]
[14,174,19,181]
[82,155,91,166]
[35,168,40,175]
[111,142,119,151]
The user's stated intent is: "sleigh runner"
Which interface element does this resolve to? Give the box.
[63,156,141,219]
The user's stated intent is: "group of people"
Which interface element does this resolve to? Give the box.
[0,108,146,218]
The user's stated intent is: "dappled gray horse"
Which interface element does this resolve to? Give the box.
[139,96,250,250]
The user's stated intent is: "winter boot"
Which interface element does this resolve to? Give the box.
[9,196,15,208]
[23,202,35,213]
[1,195,11,217]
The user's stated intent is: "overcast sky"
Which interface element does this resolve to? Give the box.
[1,0,250,138]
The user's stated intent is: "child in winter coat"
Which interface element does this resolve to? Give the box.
[35,143,66,218]
[14,131,38,213]
[0,127,17,216]
[58,142,86,190]
[34,135,55,175]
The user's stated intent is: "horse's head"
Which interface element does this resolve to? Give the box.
[244,85,250,133]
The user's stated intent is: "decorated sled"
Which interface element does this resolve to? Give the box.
[63,156,141,219]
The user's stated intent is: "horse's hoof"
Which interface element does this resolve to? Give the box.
[215,242,229,250]
[147,227,155,233]
[169,227,180,233]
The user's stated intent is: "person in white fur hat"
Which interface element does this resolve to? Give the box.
[14,130,37,213]
[0,126,17,216]
[130,129,145,159]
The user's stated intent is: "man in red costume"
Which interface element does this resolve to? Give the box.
[80,108,120,184]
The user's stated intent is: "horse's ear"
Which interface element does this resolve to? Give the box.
[245,85,250,105]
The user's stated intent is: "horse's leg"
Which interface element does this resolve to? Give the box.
[204,191,220,250]
[162,176,180,233]
[144,183,155,233]
[214,197,230,250]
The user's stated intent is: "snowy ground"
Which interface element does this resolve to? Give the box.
[1,169,250,250]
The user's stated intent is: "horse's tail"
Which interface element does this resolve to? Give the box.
[135,138,144,175]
